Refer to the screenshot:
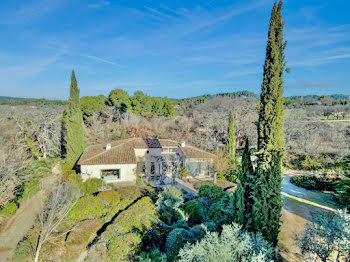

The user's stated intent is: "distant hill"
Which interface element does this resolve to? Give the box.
[0,96,35,103]
[174,90,259,102]
[0,96,66,106]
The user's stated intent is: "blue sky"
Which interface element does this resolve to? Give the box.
[0,0,349,99]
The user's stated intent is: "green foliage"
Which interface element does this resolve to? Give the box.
[178,223,274,262]
[336,175,350,209]
[179,165,190,179]
[24,133,40,159]
[283,98,295,105]
[297,210,350,262]
[138,249,167,262]
[291,172,344,192]
[208,193,235,229]
[226,111,236,168]
[254,1,286,246]
[183,200,206,224]
[68,195,104,222]
[166,228,196,262]
[156,186,184,224]
[87,196,158,262]
[0,202,18,215]
[234,138,255,229]
[64,71,85,165]
[80,95,107,122]
[198,185,226,203]
[120,125,126,139]
[80,178,103,195]
[109,89,131,113]
[13,238,32,262]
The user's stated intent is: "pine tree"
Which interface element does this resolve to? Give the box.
[252,0,286,246]
[226,111,236,168]
[64,71,85,165]
[235,138,255,230]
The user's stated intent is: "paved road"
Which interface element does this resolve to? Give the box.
[0,164,59,262]
[282,172,338,212]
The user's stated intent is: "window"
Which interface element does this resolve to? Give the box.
[151,162,155,175]
[162,147,177,153]
[101,169,121,179]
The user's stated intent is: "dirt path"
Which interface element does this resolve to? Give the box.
[0,164,60,262]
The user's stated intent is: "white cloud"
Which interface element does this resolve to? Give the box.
[88,0,110,9]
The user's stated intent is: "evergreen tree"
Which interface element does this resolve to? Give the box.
[120,125,126,140]
[234,138,255,230]
[226,111,236,168]
[252,0,286,246]
[64,71,85,165]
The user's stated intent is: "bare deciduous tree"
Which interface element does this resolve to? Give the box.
[33,181,79,262]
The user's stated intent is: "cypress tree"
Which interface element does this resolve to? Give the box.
[252,0,286,246]
[64,71,85,165]
[235,138,255,230]
[120,125,126,140]
[226,111,236,168]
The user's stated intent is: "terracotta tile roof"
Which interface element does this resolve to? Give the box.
[77,138,138,165]
[159,139,179,147]
[180,145,216,159]
[77,137,216,165]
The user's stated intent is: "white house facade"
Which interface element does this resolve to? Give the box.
[77,138,216,185]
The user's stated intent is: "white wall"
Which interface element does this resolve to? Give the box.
[81,164,137,183]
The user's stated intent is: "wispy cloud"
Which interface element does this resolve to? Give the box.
[290,53,350,66]
[88,0,110,9]
[0,0,65,25]
[78,53,121,67]
[179,0,268,38]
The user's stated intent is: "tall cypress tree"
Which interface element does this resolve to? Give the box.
[226,111,236,168]
[235,138,255,230]
[65,71,85,165]
[252,1,286,246]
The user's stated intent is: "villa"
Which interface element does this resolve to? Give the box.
[77,137,216,185]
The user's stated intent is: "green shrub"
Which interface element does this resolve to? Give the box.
[291,172,343,191]
[208,193,235,228]
[183,200,206,224]
[336,175,350,208]
[68,195,104,223]
[166,228,195,262]
[156,186,184,224]
[13,238,32,262]
[1,202,18,215]
[81,178,103,195]
[198,185,226,202]
[87,196,158,262]
[178,223,274,262]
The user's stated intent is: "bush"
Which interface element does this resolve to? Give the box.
[198,185,226,203]
[183,200,206,225]
[68,195,104,223]
[156,186,184,224]
[291,172,344,191]
[178,223,274,262]
[208,193,235,229]
[336,175,350,208]
[81,178,103,195]
[87,196,158,262]
[1,202,18,215]
[166,228,195,262]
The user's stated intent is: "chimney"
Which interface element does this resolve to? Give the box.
[180,141,186,147]
[106,143,111,150]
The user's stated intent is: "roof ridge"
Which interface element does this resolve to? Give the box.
[181,144,216,157]
[79,138,137,165]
